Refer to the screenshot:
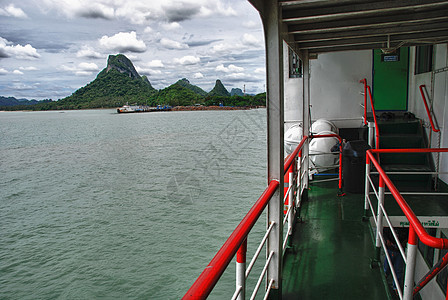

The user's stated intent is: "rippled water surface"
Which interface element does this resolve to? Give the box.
[0,109,267,299]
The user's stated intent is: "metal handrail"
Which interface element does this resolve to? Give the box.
[365,148,448,299]
[185,133,345,298]
[185,135,308,299]
[360,79,380,149]
[183,179,279,299]
[419,84,440,133]
[367,148,448,248]
[284,136,308,173]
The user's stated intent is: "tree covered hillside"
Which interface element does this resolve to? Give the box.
[1,54,266,111]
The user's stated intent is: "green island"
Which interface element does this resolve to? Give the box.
[1,54,266,111]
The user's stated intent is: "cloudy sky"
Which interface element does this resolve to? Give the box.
[0,0,266,100]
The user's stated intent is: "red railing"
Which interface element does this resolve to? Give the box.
[367,148,448,248]
[184,135,308,299]
[185,134,344,298]
[183,179,279,299]
[360,79,380,149]
[366,148,448,298]
[419,84,440,133]
[284,136,307,173]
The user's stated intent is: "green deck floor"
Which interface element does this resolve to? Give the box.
[282,181,390,299]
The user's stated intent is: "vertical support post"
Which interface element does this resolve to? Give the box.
[236,239,247,300]
[262,0,284,297]
[287,170,294,242]
[403,226,418,300]
[446,272,448,300]
[368,122,374,149]
[375,176,385,262]
[363,79,367,125]
[297,151,302,208]
[363,156,371,221]
[302,50,310,190]
[446,276,448,300]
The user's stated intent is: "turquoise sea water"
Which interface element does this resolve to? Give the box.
[0,109,267,299]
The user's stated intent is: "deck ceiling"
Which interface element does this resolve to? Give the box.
[279,0,448,55]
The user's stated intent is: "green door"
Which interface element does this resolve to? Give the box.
[373,47,409,111]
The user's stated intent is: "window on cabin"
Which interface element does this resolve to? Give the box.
[415,45,433,74]
[289,48,302,78]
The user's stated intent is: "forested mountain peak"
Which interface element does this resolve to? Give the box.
[175,78,207,96]
[106,54,140,79]
[208,79,230,97]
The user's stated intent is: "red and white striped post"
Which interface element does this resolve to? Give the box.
[403,226,418,300]
[236,239,247,300]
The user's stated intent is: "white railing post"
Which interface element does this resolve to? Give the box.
[363,158,371,221]
[368,121,374,149]
[375,177,385,262]
[403,226,418,300]
[297,152,303,208]
[236,239,247,300]
[287,169,294,241]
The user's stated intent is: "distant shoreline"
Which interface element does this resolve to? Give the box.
[171,105,265,111]
[0,106,266,113]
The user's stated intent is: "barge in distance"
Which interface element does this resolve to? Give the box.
[116,104,171,113]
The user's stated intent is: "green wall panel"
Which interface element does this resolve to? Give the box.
[373,47,409,111]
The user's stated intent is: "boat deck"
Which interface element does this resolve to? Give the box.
[282,180,391,299]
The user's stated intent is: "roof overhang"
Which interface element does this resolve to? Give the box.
[250,0,448,56]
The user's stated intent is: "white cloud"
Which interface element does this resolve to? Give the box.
[209,33,262,56]
[242,21,259,29]
[61,62,99,76]
[135,66,162,76]
[0,68,8,75]
[198,1,237,18]
[225,73,246,80]
[147,60,164,68]
[76,2,114,19]
[41,0,114,20]
[254,68,265,74]
[173,55,200,65]
[76,46,103,58]
[160,38,188,50]
[144,26,153,33]
[78,62,99,71]
[0,4,27,18]
[216,64,244,73]
[19,66,38,71]
[13,70,24,75]
[194,72,204,79]
[0,37,40,60]
[125,54,139,61]
[241,33,261,47]
[39,0,238,24]
[210,42,234,54]
[114,4,151,25]
[161,22,182,31]
[99,31,146,53]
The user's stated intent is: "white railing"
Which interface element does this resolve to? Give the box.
[364,148,448,300]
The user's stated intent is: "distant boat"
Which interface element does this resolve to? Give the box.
[116,104,171,113]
